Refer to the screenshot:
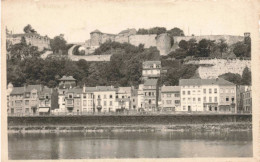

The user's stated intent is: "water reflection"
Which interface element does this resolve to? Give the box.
[8,131,252,159]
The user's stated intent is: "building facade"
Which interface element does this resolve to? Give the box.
[142,61,161,80]
[161,86,181,111]
[143,79,158,111]
[179,78,236,113]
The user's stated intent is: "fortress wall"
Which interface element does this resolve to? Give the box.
[101,34,116,44]
[174,35,244,45]
[115,35,129,44]
[185,59,251,79]
[69,55,111,61]
[156,34,172,56]
[129,35,157,48]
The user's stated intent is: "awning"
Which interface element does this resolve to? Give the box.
[39,108,50,112]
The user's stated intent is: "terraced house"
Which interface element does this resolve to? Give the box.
[161,86,181,111]
[179,78,236,113]
[8,84,52,115]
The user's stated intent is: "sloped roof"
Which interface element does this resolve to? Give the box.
[143,61,161,66]
[179,78,234,86]
[161,86,180,92]
[10,87,25,95]
[117,87,131,93]
[67,88,83,94]
[144,79,158,86]
[25,85,42,92]
[83,86,115,92]
[59,76,76,81]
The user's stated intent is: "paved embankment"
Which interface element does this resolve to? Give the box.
[8,114,251,126]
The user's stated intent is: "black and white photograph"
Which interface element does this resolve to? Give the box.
[1,0,260,161]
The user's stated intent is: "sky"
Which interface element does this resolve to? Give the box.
[2,0,258,43]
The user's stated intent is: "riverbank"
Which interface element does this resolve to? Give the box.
[8,122,252,133]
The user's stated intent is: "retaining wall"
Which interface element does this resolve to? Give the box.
[8,114,251,126]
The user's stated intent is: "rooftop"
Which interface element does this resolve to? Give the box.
[144,79,158,86]
[179,78,235,86]
[84,86,116,92]
[67,88,83,94]
[59,76,76,81]
[161,86,181,92]
[10,87,25,95]
[143,61,161,66]
[117,87,131,93]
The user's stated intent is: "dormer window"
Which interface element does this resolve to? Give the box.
[69,94,73,99]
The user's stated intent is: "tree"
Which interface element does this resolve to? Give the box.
[23,24,37,33]
[241,67,251,85]
[167,27,185,36]
[197,39,210,57]
[179,40,188,50]
[219,73,242,85]
[187,39,198,56]
[217,39,228,57]
[233,41,248,57]
[50,34,67,54]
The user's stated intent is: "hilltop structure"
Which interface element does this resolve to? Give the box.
[6,29,51,51]
[82,28,249,56]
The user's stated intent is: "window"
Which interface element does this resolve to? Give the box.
[149,92,151,96]
[226,97,229,102]
[166,100,171,104]
[110,95,113,99]
[214,97,218,102]
[175,94,180,97]
[183,106,186,110]
[175,100,180,104]
[25,108,29,113]
[193,98,196,101]
[83,100,87,106]
[149,99,151,104]
[69,94,73,98]
[133,99,135,102]
[98,95,100,99]
[188,98,191,101]
[83,94,86,99]
[104,94,107,99]
[231,97,234,102]
[209,89,212,94]
[203,89,206,94]
[67,100,73,104]
[182,91,185,95]
[198,98,201,102]
[187,91,190,95]
[214,88,217,94]
[45,94,49,99]
[104,101,107,106]
[167,94,171,97]
[209,97,212,102]
[231,89,235,93]
[25,100,29,105]
[203,97,206,102]
[122,96,125,99]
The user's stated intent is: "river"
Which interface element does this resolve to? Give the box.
[8,131,252,159]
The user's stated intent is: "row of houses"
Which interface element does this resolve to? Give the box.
[7,76,252,115]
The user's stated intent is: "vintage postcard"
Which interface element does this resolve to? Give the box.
[1,0,260,161]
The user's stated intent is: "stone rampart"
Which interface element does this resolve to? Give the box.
[174,35,244,45]
[69,55,111,61]
[185,58,251,79]
[129,35,157,48]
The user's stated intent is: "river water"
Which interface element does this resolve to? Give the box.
[8,131,252,159]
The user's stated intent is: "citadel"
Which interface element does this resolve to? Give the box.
[80,28,247,56]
